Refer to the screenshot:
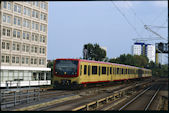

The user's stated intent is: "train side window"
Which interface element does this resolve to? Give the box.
[110,67,112,75]
[99,66,100,76]
[122,68,123,74]
[88,65,90,76]
[107,67,109,75]
[126,69,127,74]
[117,68,119,74]
[84,65,87,75]
[102,67,106,74]
[92,66,97,75]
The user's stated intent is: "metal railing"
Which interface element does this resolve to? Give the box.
[1,87,40,110]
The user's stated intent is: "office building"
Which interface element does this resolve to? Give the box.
[132,42,155,62]
[0,1,51,87]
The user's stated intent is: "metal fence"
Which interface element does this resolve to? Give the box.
[0,87,40,110]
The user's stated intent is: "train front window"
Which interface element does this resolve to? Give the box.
[55,60,78,75]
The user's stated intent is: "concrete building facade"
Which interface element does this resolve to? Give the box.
[0,1,51,87]
[132,42,155,62]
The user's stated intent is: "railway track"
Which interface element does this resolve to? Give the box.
[100,80,165,111]
[3,79,153,111]
[13,80,151,111]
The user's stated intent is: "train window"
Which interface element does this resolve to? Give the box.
[126,69,127,74]
[107,67,109,75]
[110,67,112,74]
[92,66,97,75]
[84,65,87,75]
[117,68,119,74]
[102,67,106,74]
[88,65,90,76]
[99,66,100,76]
[80,65,82,76]
[122,69,123,74]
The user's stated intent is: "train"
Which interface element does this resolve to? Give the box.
[53,58,152,89]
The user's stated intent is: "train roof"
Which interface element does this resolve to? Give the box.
[55,58,151,70]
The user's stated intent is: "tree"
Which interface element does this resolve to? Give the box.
[47,60,55,82]
[83,43,106,61]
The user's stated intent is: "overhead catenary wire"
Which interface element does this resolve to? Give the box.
[111,1,142,38]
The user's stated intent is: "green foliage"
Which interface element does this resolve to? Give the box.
[47,60,55,80]
[83,43,106,61]
[109,54,168,77]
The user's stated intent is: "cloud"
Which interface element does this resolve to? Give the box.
[153,1,168,7]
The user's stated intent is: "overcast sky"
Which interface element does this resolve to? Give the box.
[47,1,168,64]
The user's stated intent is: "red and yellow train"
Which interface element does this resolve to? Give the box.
[53,58,152,89]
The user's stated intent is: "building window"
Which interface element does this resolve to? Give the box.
[17,31,21,38]
[39,47,42,53]
[26,57,29,64]
[23,19,30,28]
[13,43,16,50]
[23,32,26,39]
[7,29,11,36]
[31,46,34,53]
[22,57,25,64]
[24,7,31,16]
[39,59,41,65]
[16,57,19,63]
[33,1,39,7]
[31,58,33,64]
[40,24,46,32]
[2,42,5,49]
[22,45,25,52]
[14,4,22,14]
[42,47,45,54]
[40,2,47,10]
[26,45,29,52]
[35,47,37,53]
[3,2,7,9]
[14,17,21,26]
[1,56,5,63]
[32,34,35,41]
[3,14,11,24]
[3,28,6,35]
[6,43,10,50]
[6,56,10,63]
[34,59,37,64]
[27,33,30,40]
[12,56,15,63]
[3,27,11,37]
[35,35,38,41]
[40,13,47,21]
[17,44,20,51]
[32,10,39,19]
[8,2,11,10]
[13,30,17,37]
[42,59,44,65]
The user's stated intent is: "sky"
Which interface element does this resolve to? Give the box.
[47,1,168,64]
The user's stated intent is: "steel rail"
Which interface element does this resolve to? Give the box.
[144,86,161,110]
[119,86,152,111]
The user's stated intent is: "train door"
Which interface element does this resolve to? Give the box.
[88,63,91,82]
[82,63,88,83]
[98,65,101,82]
[110,66,113,81]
